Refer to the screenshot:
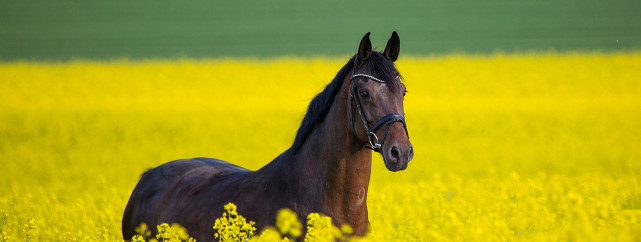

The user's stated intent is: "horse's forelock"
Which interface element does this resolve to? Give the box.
[359,52,403,91]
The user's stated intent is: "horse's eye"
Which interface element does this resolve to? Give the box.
[359,90,369,98]
[403,90,408,97]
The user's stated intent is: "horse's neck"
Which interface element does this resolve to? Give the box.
[292,74,372,233]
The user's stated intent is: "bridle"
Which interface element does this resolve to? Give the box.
[349,67,409,153]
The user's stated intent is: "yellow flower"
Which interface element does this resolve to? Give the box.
[135,222,151,238]
[23,218,38,242]
[304,213,342,242]
[131,234,145,242]
[340,224,353,235]
[156,223,171,240]
[213,203,256,241]
[276,208,302,238]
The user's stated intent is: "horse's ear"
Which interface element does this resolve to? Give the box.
[357,32,372,65]
[384,31,400,62]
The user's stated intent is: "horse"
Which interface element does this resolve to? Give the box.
[122,31,413,241]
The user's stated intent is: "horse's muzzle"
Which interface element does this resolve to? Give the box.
[381,123,413,171]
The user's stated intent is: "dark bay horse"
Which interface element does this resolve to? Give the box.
[122,32,413,241]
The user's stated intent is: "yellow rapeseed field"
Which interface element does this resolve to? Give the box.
[1,52,640,241]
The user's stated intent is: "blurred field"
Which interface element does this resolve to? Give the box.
[1,0,640,60]
[1,52,641,240]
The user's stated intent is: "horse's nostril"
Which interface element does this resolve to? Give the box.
[391,146,400,160]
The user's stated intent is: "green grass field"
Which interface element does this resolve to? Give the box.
[1,0,640,60]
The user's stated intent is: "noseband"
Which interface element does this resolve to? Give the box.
[350,70,409,153]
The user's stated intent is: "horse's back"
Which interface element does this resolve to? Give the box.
[121,157,250,240]
[156,157,249,179]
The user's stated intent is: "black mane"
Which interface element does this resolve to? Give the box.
[289,52,401,153]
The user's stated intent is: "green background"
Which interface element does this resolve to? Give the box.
[1,0,639,60]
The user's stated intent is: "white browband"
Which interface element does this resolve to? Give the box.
[350,73,386,83]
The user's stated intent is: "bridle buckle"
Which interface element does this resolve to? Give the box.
[367,131,382,151]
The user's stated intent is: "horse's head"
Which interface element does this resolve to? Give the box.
[350,32,413,171]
